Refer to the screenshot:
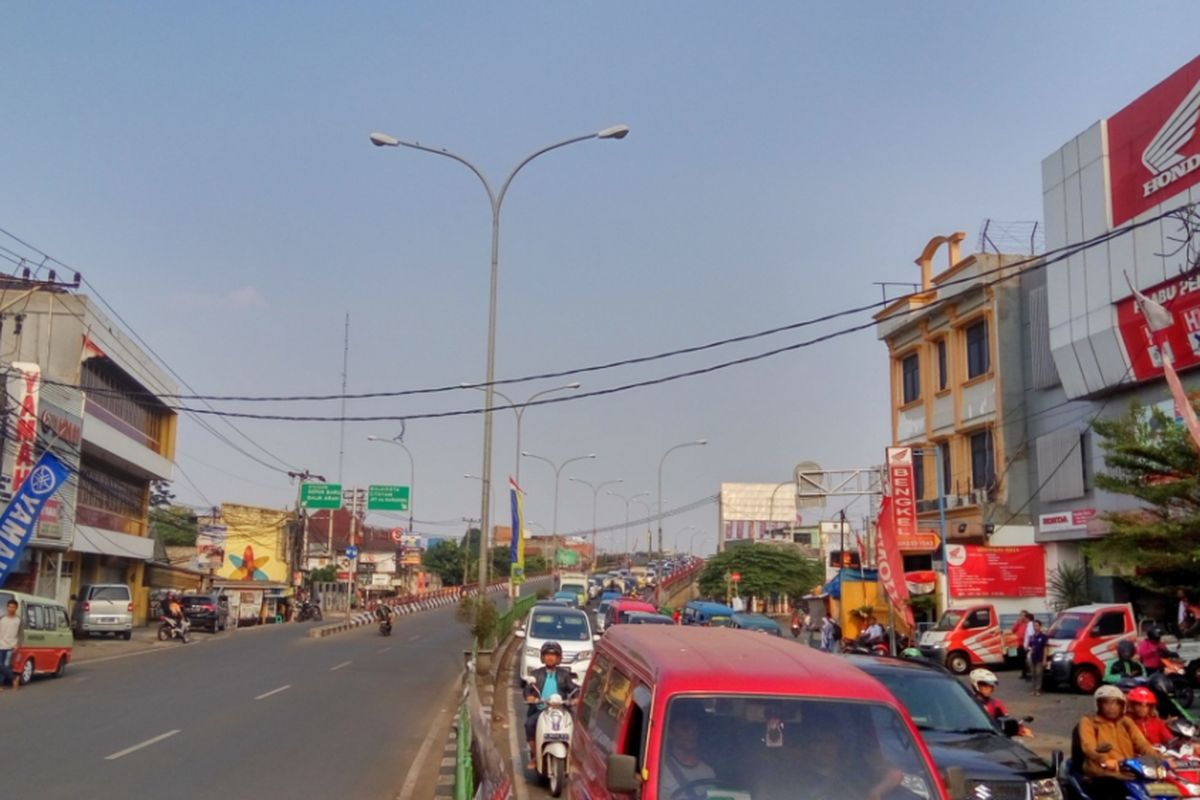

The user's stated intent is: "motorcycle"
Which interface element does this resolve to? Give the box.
[1119,672,1197,725]
[528,685,579,797]
[158,615,190,644]
[1063,751,1189,799]
[295,601,323,622]
[378,609,393,636]
[790,620,802,639]
[1163,656,1195,709]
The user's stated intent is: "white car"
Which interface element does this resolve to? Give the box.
[517,606,598,684]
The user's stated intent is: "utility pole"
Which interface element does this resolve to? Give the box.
[288,470,327,581]
[462,518,480,587]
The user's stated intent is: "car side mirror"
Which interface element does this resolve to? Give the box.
[515,628,526,639]
[942,766,968,800]
[606,754,641,793]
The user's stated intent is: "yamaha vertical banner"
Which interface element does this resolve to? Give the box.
[0,450,71,588]
[509,477,525,585]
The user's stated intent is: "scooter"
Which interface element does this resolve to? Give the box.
[1063,751,1188,799]
[529,686,578,797]
[790,620,802,639]
[158,615,190,644]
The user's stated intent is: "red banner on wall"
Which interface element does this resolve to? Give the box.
[1108,54,1200,228]
[1115,271,1200,382]
[947,545,1046,598]
[875,496,914,628]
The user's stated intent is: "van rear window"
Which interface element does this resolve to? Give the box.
[90,586,131,601]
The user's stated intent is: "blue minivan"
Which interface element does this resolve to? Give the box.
[681,600,734,627]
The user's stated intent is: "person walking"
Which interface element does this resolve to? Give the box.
[1012,611,1031,680]
[1027,619,1049,696]
[820,613,840,652]
[0,599,21,691]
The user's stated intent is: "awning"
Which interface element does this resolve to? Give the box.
[72,526,155,561]
[821,568,879,600]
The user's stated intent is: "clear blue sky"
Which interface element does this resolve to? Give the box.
[2,3,1197,553]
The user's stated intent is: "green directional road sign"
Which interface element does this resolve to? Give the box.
[301,483,343,509]
[367,484,410,511]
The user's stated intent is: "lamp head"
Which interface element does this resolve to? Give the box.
[367,435,380,442]
[696,439,708,445]
[565,382,582,389]
[597,125,630,140]
[369,132,400,147]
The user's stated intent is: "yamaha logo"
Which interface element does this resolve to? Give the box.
[1141,77,1200,198]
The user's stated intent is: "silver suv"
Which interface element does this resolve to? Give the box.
[71,584,133,639]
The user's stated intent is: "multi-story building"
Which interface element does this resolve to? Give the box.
[0,278,176,621]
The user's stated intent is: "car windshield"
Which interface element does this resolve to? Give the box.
[867,669,997,734]
[629,615,673,625]
[934,610,964,631]
[658,696,935,800]
[528,612,590,641]
[561,583,585,593]
[709,616,732,627]
[1048,612,1091,640]
[618,608,652,623]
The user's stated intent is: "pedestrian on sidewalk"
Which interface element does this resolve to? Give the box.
[1028,619,1049,696]
[0,599,21,691]
[1012,610,1031,680]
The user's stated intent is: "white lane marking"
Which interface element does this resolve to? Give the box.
[408,634,421,642]
[330,660,352,671]
[255,684,292,700]
[105,729,181,761]
[379,646,393,654]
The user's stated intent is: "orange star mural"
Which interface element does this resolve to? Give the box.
[227,545,271,581]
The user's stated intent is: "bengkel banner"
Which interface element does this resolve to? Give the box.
[1108,53,1200,227]
[947,544,1046,598]
[1114,271,1200,381]
[886,447,918,540]
[875,495,915,628]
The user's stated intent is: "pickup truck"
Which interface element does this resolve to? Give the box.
[1045,602,1136,693]
[918,603,1021,675]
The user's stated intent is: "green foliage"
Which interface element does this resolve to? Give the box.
[697,544,823,601]
[525,554,549,576]
[456,595,499,648]
[308,565,337,583]
[1048,562,1092,611]
[150,505,198,547]
[422,539,465,586]
[1091,401,1200,591]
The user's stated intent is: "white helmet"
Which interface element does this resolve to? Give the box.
[969,668,999,691]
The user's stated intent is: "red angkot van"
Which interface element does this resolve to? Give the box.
[571,625,954,800]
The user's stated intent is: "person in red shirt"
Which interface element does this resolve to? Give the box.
[1138,627,1170,673]
[1126,686,1173,747]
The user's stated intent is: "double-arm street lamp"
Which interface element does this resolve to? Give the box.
[370,125,629,593]
[523,451,595,571]
[657,439,708,557]
[607,489,649,562]
[461,382,580,487]
[569,477,622,567]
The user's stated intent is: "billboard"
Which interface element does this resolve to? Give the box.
[1115,271,1200,381]
[1108,54,1200,227]
[217,504,290,583]
[947,544,1046,598]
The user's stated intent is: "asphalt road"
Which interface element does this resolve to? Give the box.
[2,595,501,800]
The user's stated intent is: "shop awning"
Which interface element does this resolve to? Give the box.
[821,568,879,600]
[72,526,155,561]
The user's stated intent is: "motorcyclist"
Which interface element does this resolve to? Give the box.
[1125,686,1174,747]
[1078,684,1159,799]
[900,647,925,661]
[523,641,578,772]
[1138,627,1171,674]
[164,593,184,625]
[861,617,885,647]
[1109,639,1145,680]
[969,669,1009,724]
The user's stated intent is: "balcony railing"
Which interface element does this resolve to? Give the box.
[76,504,146,537]
[84,398,161,453]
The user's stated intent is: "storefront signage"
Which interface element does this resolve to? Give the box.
[947,544,1046,598]
[7,363,40,491]
[1109,54,1200,227]
[1037,508,1097,534]
[886,447,918,540]
[0,450,70,587]
[1115,271,1200,381]
[898,531,941,552]
[38,403,82,448]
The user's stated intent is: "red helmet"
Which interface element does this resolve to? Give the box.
[1127,687,1157,705]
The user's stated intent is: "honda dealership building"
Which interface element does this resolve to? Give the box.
[1028,54,1200,593]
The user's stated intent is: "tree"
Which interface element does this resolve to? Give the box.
[1090,400,1200,591]
[422,539,465,586]
[697,544,823,601]
[308,565,337,583]
[150,504,199,547]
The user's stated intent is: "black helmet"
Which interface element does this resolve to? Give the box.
[540,641,563,658]
[1148,627,1164,642]
[1148,671,1175,701]
[1117,639,1136,660]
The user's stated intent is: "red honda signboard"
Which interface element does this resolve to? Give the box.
[947,544,1046,598]
[1115,271,1200,381]
[1109,54,1200,227]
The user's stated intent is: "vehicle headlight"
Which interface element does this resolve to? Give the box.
[578,650,592,661]
[929,642,946,650]
[1031,777,1063,800]
[525,647,540,659]
[1052,651,1073,663]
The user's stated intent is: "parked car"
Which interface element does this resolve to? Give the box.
[572,626,949,800]
[848,654,1062,800]
[623,612,674,625]
[729,612,783,636]
[0,589,73,685]
[1045,603,1136,693]
[71,584,133,639]
[180,591,230,633]
[516,606,598,683]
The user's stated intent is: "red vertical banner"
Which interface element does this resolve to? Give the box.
[875,496,915,629]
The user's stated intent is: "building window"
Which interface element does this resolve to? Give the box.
[939,441,952,495]
[970,429,995,491]
[913,451,925,501]
[81,358,172,452]
[901,353,920,404]
[936,340,948,390]
[966,319,989,378]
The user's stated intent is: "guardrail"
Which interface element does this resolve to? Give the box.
[455,675,473,800]
[492,593,538,647]
[660,560,705,591]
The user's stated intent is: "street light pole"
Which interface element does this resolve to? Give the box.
[657,440,708,558]
[461,383,581,487]
[631,496,653,561]
[367,434,416,590]
[569,477,622,568]
[607,490,649,563]
[371,125,629,594]
[522,452,596,572]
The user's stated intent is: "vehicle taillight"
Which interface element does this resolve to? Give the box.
[127,603,134,612]
[82,601,90,612]
[203,604,213,611]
